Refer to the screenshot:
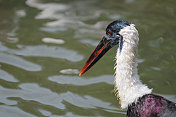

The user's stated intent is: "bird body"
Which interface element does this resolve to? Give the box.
[79,20,176,117]
[127,94,176,117]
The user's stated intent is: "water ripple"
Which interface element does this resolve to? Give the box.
[59,69,79,74]
[80,39,99,46]
[0,83,65,109]
[8,45,83,62]
[42,37,65,44]
[40,27,67,33]
[51,112,91,117]
[0,53,41,71]
[48,75,113,86]
[26,0,69,20]
[0,69,18,82]
[0,42,83,62]
[0,105,36,117]
[0,83,118,112]
[39,109,89,117]
[38,109,51,116]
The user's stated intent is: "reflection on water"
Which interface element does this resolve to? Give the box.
[0,83,120,113]
[40,27,68,33]
[38,109,86,117]
[0,69,18,82]
[9,45,83,62]
[59,69,79,74]
[0,42,83,62]
[26,0,69,20]
[48,75,113,86]
[0,0,176,116]
[42,37,65,44]
[0,105,35,117]
[0,53,42,71]
[80,39,99,47]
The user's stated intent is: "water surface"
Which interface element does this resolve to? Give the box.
[0,0,176,116]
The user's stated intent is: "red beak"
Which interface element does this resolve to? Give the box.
[79,36,112,76]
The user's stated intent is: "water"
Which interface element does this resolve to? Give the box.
[0,0,176,116]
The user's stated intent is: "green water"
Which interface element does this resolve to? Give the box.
[0,0,176,116]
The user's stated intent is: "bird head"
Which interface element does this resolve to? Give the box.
[79,20,130,76]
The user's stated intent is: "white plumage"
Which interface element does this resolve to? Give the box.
[114,24,152,109]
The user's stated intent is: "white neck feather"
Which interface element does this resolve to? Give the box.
[114,24,152,109]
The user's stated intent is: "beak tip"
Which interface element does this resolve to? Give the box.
[79,73,82,76]
[79,71,83,76]
[79,67,87,76]
[79,68,87,76]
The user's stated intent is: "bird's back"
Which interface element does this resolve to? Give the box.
[127,94,176,117]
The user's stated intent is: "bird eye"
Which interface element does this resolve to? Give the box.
[107,30,111,36]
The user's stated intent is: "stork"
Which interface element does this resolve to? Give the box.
[79,20,176,117]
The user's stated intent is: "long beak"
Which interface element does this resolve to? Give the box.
[79,36,113,76]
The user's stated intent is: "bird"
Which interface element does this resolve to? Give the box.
[79,20,176,117]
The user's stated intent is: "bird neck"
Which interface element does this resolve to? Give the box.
[114,24,152,109]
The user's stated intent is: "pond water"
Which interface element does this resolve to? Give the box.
[0,0,176,117]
